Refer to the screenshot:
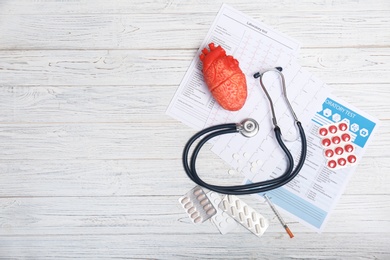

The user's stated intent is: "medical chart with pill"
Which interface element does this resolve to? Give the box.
[167,4,379,235]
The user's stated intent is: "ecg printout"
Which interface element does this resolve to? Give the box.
[166,4,300,129]
[210,60,330,174]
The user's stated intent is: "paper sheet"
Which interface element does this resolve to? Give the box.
[246,95,379,231]
[166,4,300,129]
[166,4,379,232]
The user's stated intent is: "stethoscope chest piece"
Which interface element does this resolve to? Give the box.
[237,118,259,138]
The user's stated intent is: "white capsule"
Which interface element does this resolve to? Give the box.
[184,202,193,209]
[255,224,261,234]
[239,212,245,222]
[260,217,265,228]
[200,198,209,206]
[235,200,242,209]
[193,189,202,196]
[194,216,202,223]
[197,194,206,201]
[251,212,257,222]
[243,206,249,215]
[247,218,253,229]
[180,197,189,204]
[203,203,212,211]
[231,207,238,217]
[222,200,229,210]
[206,208,216,216]
[190,211,200,219]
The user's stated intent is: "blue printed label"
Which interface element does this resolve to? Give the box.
[317,98,376,148]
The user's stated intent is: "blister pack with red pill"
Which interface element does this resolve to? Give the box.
[318,121,357,169]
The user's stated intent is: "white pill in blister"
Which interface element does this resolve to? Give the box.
[251,212,257,222]
[247,218,253,228]
[260,217,265,228]
[235,200,242,209]
[255,224,261,234]
[231,207,238,217]
[190,212,199,219]
[193,189,202,196]
[188,207,196,214]
[180,197,189,204]
[239,212,245,222]
[197,194,206,200]
[243,206,249,215]
[200,198,209,206]
[184,202,193,209]
[207,208,216,215]
[194,216,202,223]
[203,203,212,210]
[233,153,240,160]
[222,200,229,210]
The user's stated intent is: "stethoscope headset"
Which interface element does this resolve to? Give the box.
[182,67,307,195]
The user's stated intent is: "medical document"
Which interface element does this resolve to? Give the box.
[247,95,378,231]
[166,4,379,232]
[166,4,300,129]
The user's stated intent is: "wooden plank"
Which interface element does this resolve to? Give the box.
[1,0,388,14]
[0,49,389,86]
[0,12,388,49]
[0,156,388,197]
[0,84,387,123]
[0,122,192,160]
[0,195,389,236]
[0,85,174,123]
[0,233,388,259]
[0,121,387,160]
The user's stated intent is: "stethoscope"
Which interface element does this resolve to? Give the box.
[182,67,307,195]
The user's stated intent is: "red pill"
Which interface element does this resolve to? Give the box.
[339,123,348,131]
[328,160,337,168]
[332,136,341,145]
[322,138,331,147]
[335,147,344,155]
[319,127,328,136]
[338,158,347,166]
[344,144,354,153]
[325,149,334,157]
[328,125,337,134]
[347,155,357,163]
[341,133,351,142]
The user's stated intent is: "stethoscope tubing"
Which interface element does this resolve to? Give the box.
[182,121,306,195]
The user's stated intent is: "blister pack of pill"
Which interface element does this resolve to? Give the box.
[179,186,217,224]
[206,191,238,235]
[318,122,357,169]
[219,195,269,237]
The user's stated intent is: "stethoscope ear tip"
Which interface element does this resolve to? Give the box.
[253,67,283,78]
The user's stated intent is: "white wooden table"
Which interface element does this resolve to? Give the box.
[0,1,389,259]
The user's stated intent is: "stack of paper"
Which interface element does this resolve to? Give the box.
[166,4,378,232]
